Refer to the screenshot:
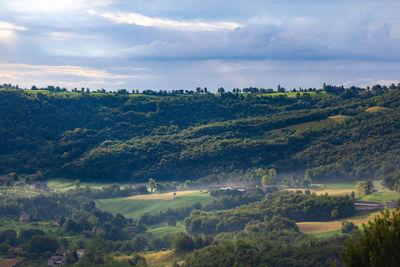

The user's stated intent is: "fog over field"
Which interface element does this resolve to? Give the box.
[1,1,400,266]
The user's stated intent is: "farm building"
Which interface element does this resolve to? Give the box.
[47,255,66,266]
[354,201,384,211]
[387,200,397,208]
[19,214,30,222]
[76,249,86,258]
[91,226,104,234]
[126,226,137,232]
[56,248,70,257]
[9,247,24,254]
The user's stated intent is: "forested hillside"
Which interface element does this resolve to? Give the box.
[1,86,400,188]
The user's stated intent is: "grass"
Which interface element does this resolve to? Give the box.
[1,88,163,99]
[360,190,400,204]
[95,191,214,219]
[46,178,121,191]
[308,229,343,238]
[147,221,185,238]
[142,250,186,267]
[126,190,201,200]
[328,115,352,122]
[0,186,41,198]
[286,181,357,196]
[297,210,382,233]
[286,115,351,130]
[116,250,186,267]
[312,181,357,190]
[365,106,389,113]
[0,219,57,233]
[258,91,320,98]
[286,188,355,196]
[46,178,74,188]
[0,258,25,267]
[295,182,398,234]
[17,258,47,267]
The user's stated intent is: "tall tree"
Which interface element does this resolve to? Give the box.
[148,178,156,193]
[357,180,374,196]
[343,210,400,267]
[262,169,278,186]
[28,235,59,255]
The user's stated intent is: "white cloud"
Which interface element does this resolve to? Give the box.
[342,78,399,87]
[39,79,126,89]
[111,67,151,71]
[0,63,140,79]
[95,11,242,31]
[2,0,116,13]
[110,10,400,62]
[0,21,27,31]
[0,21,27,43]
[46,31,99,41]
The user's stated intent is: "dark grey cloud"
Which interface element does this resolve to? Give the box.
[113,9,400,62]
[0,0,399,90]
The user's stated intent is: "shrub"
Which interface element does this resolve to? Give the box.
[172,235,194,252]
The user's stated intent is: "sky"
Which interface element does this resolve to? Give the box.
[0,0,400,91]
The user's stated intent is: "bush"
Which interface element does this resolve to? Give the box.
[343,210,400,266]
[172,235,194,252]
[28,235,59,255]
[341,221,358,234]
[167,216,177,226]
[128,255,147,267]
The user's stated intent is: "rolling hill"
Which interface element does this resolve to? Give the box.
[1,87,400,189]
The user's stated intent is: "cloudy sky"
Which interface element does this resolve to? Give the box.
[0,0,399,91]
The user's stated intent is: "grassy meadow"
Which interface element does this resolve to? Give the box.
[360,190,400,204]
[147,221,185,238]
[0,258,25,267]
[365,106,390,113]
[286,188,355,196]
[258,91,321,98]
[46,178,74,189]
[95,191,214,219]
[286,181,357,197]
[0,186,41,198]
[126,190,200,200]
[115,250,186,267]
[311,181,357,190]
[295,181,399,235]
[297,210,382,234]
[0,219,56,233]
[286,115,352,131]
[46,178,117,190]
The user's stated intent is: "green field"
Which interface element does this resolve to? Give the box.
[147,221,185,238]
[297,182,399,236]
[308,229,343,238]
[287,115,351,131]
[258,91,320,98]
[116,250,186,267]
[0,219,57,233]
[95,191,214,219]
[46,178,74,188]
[0,219,92,248]
[312,181,357,190]
[361,190,400,204]
[1,88,163,99]
[0,186,41,198]
[46,178,122,190]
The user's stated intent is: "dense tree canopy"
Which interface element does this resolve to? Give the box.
[184,191,355,235]
[0,87,400,189]
[343,210,400,267]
